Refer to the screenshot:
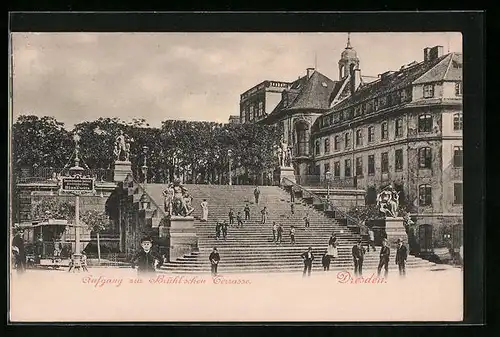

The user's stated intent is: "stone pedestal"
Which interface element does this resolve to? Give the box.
[159,216,198,262]
[113,161,132,182]
[279,166,296,186]
[384,217,408,246]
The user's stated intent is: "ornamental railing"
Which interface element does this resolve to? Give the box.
[294,175,357,189]
[15,167,114,184]
[282,177,368,235]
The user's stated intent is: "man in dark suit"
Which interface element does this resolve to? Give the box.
[209,247,220,276]
[301,247,315,277]
[352,239,366,276]
[12,228,26,273]
[377,239,391,278]
[395,238,408,277]
[131,237,163,275]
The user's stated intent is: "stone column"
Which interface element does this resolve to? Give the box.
[159,216,198,262]
[113,161,132,182]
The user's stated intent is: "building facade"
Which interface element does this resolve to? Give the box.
[240,80,290,124]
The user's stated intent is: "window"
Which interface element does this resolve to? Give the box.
[381,122,389,140]
[454,183,463,204]
[324,163,330,175]
[395,118,403,137]
[395,149,403,171]
[356,157,363,176]
[324,138,330,154]
[455,82,462,96]
[423,84,434,98]
[249,105,254,120]
[453,146,463,167]
[258,101,264,115]
[315,140,320,155]
[381,152,389,173]
[419,184,432,206]
[418,114,433,132]
[419,147,432,169]
[368,155,375,175]
[334,161,340,177]
[344,132,351,148]
[334,136,340,150]
[453,113,463,131]
[344,159,352,177]
[339,111,344,122]
[347,109,354,119]
[368,126,375,142]
[374,98,379,111]
[356,129,363,146]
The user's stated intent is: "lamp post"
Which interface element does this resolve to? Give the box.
[141,145,149,183]
[325,171,332,211]
[227,149,233,186]
[69,133,84,257]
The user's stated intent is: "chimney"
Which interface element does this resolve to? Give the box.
[307,68,315,79]
[380,71,395,81]
[350,66,362,93]
[429,46,444,60]
[424,47,431,62]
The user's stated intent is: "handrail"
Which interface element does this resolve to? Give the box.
[282,177,369,234]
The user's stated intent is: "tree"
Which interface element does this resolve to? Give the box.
[31,197,75,222]
[81,209,110,264]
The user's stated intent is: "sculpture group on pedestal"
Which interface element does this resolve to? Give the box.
[278,137,293,168]
[162,178,194,217]
[376,185,400,218]
[114,130,132,162]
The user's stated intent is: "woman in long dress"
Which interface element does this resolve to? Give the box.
[327,234,339,265]
[200,199,209,222]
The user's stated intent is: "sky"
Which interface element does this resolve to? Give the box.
[11,32,462,129]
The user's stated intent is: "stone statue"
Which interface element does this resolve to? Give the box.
[286,146,293,167]
[115,130,131,162]
[163,178,191,217]
[280,138,289,167]
[376,185,400,218]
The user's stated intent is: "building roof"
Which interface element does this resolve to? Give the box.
[329,52,461,112]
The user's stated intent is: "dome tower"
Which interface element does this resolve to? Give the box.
[338,33,360,80]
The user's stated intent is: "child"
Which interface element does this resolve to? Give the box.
[303,213,310,228]
[272,222,278,242]
[228,208,235,225]
[236,212,244,228]
[322,250,331,271]
[276,223,283,244]
[290,203,295,215]
[81,251,89,272]
[260,207,268,224]
[290,226,296,244]
[221,220,228,240]
[215,221,222,240]
[131,236,163,275]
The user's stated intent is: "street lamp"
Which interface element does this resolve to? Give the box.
[227,149,233,186]
[325,171,332,202]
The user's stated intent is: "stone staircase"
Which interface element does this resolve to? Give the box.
[142,184,437,274]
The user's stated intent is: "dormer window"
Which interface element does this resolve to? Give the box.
[455,82,463,96]
[423,84,434,98]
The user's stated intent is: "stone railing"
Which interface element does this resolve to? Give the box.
[15,167,114,184]
[294,175,358,189]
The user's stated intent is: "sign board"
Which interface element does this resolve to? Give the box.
[60,175,95,193]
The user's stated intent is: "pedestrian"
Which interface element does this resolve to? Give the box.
[244,203,251,221]
[352,239,366,276]
[260,206,268,224]
[395,238,408,277]
[290,202,295,215]
[327,233,339,262]
[276,223,284,244]
[254,186,260,204]
[236,212,244,227]
[367,228,376,252]
[221,220,228,240]
[228,208,234,225]
[131,236,163,275]
[209,247,220,276]
[322,250,331,271]
[215,221,221,240]
[290,226,296,244]
[12,228,26,273]
[377,239,390,278]
[303,213,310,229]
[200,199,209,222]
[81,251,89,272]
[301,247,315,277]
[290,189,295,202]
[272,222,277,242]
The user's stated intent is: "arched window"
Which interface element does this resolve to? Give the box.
[418,114,433,132]
[295,122,310,157]
[381,122,389,140]
[368,126,375,142]
[315,139,320,155]
[453,113,463,131]
[356,129,363,146]
[334,135,340,150]
[419,184,432,206]
[418,147,432,169]
[344,132,351,148]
